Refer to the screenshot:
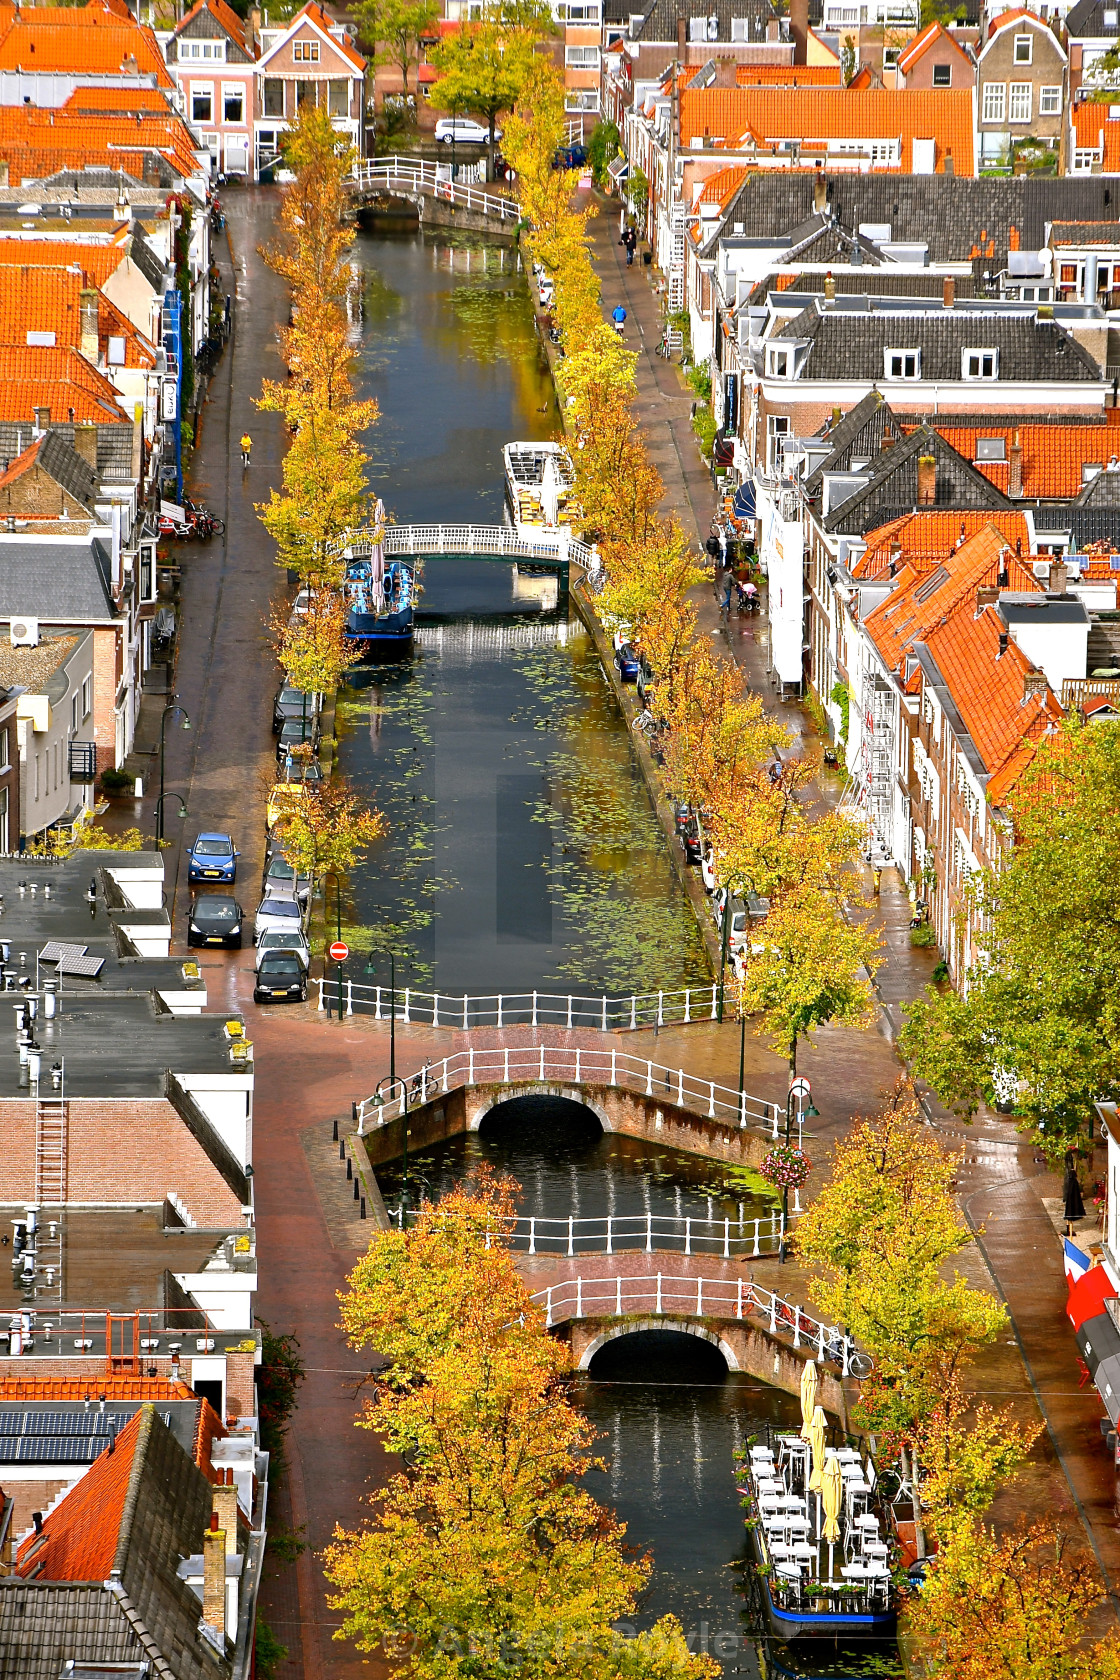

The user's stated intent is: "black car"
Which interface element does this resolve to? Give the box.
[276,716,319,760]
[254,951,307,1003]
[188,894,244,949]
[272,685,317,733]
[679,817,702,865]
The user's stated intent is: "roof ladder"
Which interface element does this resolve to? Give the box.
[34,1091,68,1208]
[668,204,686,313]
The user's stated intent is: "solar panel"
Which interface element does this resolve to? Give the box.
[0,1410,129,1438]
[37,943,89,964]
[0,1436,106,1464]
[56,953,105,977]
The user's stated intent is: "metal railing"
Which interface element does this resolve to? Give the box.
[355,1043,779,1134]
[378,523,598,570]
[530,1272,857,1371]
[349,155,520,223]
[317,979,721,1029]
[382,1208,785,1258]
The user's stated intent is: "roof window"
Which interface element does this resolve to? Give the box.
[974,437,1006,462]
[885,348,921,380]
[1083,462,1104,481]
[962,348,999,380]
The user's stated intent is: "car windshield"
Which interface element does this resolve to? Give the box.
[196,900,238,921]
[194,838,232,856]
[259,930,304,949]
[267,860,295,880]
[278,688,306,706]
[264,900,301,920]
[262,957,301,976]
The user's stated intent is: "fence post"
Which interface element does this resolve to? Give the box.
[710,985,718,1020]
[630,995,637,1030]
[404,988,411,1024]
[772,1106,780,1140]
[317,978,325,1012]
[432,992,440,1029]
[469,1047,475,1084]
[793,1308,801,1350]
[532,990,538,1028]
[498,995,503,1029]
[752,1220,761,1257]
[696,1276,703,1315]
[677,1069,684,1106]
[657,990,664,1027]
[708,1082,716,1119]
[545,1286,553,1328]
[576,1277,583,1318]
[606,1218,612,1257]
[646,1212,652,1254]
[346,980,352,1018]
[645,1060,653,1096]
[568,995,574,1030]
[724,1219,730,1259]
[737,1278,743,1319]
[611,1048,617,1085]
[575,1047,581,1082]
[504,1047,509,1082]
[463,994,469,1030]
[684,1218,691,1257]
[567,1216,574,1257]
[616,1274,622,1315]
[602,996,607,1031]
[375,985,382,1020]
[539,1044,545,1081]
[684,988,691,1025]
[769,1295,777,1333]
[656,1272,663,1314]
[817,1323,825,1360]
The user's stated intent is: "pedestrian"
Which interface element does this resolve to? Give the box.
[1064,1152,1086,1234]
[624,226,638,266]
[721,570,734,616]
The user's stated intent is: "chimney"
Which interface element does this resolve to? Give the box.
[888,537,902,576]
[917,454,936,507]
[33,407,49,431]
[790,0,808,62]
[79,290,99,362]
[1048,559,1067,594]
[0,162,7,189]
[998,630,1009,657]
[943,275,955,309]
[831,405,841,426]
[823,272,835,301]
[975,585,1000,612]
[212,1479,238,1555]
[677,14,686,61]
[74,421,97,469]
[943,149,954,177]
[131,401,143,485]
[1023,669,1049,701]
[766,14,779,39]
[1008,430,1023,498]
[248,4,261,42]
[203,1513,226,1638]
[813,171,828,215]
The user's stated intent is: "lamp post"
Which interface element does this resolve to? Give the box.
[153,795,187,845]
[717,888,731,1023]
[323,869,344,1023]
[779,1081,819,1264]
[157,700,190,843]
[375,1062,409,1215]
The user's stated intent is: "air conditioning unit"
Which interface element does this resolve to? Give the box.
[10,618,38,648]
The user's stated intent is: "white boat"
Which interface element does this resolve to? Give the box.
[503,441,581,540]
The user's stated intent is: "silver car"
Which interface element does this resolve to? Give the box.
[255,928,312,970]
[254,892,304,944]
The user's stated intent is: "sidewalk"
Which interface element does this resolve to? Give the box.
[585,197,1120,1618]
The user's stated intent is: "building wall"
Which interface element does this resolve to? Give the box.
[17,634,95,838]
[900,36,975,89]
[977,24,1066,160]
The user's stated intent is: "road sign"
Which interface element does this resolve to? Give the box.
[789,1077,812,1101]
[329,941,349,963]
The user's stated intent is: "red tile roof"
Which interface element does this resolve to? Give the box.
[0,239,130,289]
[0,1375,195,1403]
[0,343,131,423]
[0,267,155,368]
[678,87,974,173]
[862,522,1040,685]
[0,6,171,85]
[15,1408,142,1581]
[285,1,365,71]
[920,592,1063,803]
[897,20,963,73]
[1071,101,1120,172]
[194,1398,228,1486]
[855,510,1033,579]
[0,98,201,187]
[735,64,841,85]
[696,164,748,206]
[902,420,1120,499]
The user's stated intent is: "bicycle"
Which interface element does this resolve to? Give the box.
[239,436,252,470]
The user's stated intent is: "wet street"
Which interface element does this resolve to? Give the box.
[133,186,1120,1675]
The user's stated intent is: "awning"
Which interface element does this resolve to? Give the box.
[607,156,630,182]
[1067,1264,1118,1333]
[732,479,756,520]
[1075,1308,1120,1426]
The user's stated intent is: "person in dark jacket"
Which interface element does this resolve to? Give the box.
[1064,1151,1086,1233]
[623,226,638,266]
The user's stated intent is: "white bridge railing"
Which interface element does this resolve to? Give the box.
[383,1208,785,1258]
[355,1043,779,1134]
[530,1272,861,1372]
[378,524,597,570]
[318,980,721,1030]
[349,155,520,223]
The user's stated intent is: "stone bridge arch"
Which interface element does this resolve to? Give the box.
[468,1084,613,1135]
[576,1318,740,1373]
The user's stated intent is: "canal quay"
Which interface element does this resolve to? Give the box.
[149,189,1112,1680]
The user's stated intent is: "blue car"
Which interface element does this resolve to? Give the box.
[187,832,239,884]
[615,642,641,682]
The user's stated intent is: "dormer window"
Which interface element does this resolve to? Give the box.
[768,347,791,378]
[885,348,920,379]
[963,348,998,380]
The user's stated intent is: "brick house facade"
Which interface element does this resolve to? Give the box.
[976,10,1068,167]
[254,2,366,180]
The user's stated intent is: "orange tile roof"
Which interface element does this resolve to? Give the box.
[697,164,748,207]
[735,64,841,85]
[856,510,1032,579]
[897,20,972,73]
[1072,101,1120,172]
[0,239,129,289]
[920,593,1063,802]
[0,101,201,186]
[61,86,175,116]
[910,422,1120,499]
[0,1375,195,1403]
[678,87,974,174]
[863,522,1041,685]
[194,1397,228,1485]
[0,8,171,85]
[286,1,365,71]
[15,1407,143,1581]
[0,343,131,423]
[0,267,155,368]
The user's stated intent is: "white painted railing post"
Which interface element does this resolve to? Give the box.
[677,1069,684,1106]
[463,994,469,1030]
[375,985,382,1019]
[602,996,607,1031]
[616,1274,622,1315]
[539,1044,545,1081]
[657,990,664,1026]
[575,1047,581,1082]
[432,992,440,1028]
[656,1272,663,1314]
[696,1276,703,1315]
[645,1060,653,1096]
[752,1220,760,1257]
[532,989,538,1027]
[723,1219,730,1259]
[567,995,574,1030]
[793,1307,801,1350]
[346,980,353,1018]
[646,1213,652,1254]
[403,988,411,1024]
[317,978,325,1012]
[630,995,637,1030]
[498,995,503,1029]
[567,1217,574,1257]
[708,1082,716,1118]
[684,989,691,1025]
[737,1278,743,1319]
[504,1047,510,1082]
[817,1323,825,1359]
[469,1047,475,1084]
[684,1218,691,1256]
[769,1296,777,1333]
[576,1277,583,1318]
[545,1286,553,1328]
[710,986,718,1020]
[611,1048,617,1085]
[606,1219,613,1256]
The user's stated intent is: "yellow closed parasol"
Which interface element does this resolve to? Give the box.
[822,1456,844,1579]
[808,1404,828,1494]
[799,1359,818,1441]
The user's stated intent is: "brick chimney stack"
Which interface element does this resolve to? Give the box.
[73,422,97,469]
[1048,559,1067,594]
[203,1513,226,1639]
[79,290,99,363]
[917,455,936,507]
[790,0,808,62]
[212,1476,238,1554]
[1008,430,1023,498]
[943,275,955,308]
[1023,669,1049,701]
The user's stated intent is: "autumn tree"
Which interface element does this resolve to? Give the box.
[355,0,440,98]
[327,1178,720,1680]
[429,0,552,170]
[271,593,360,698]
[275,776,384,915]
[901,717,1120,1157]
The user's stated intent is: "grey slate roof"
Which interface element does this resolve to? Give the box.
[0,423,132,482]
[1068,508,1120,545]
[773,299,1103,383]
[1067,0,1120,36]
[1078,462,1120,504]
[803,389,889,495]
[0,538,114,622]
[717,174,1120,262]
[0,1582,145,1679]
[632,0,774,43]
[26,430,100,510]
[822,425,1015,533]
[1050,220,1120,243]
[127,223,168,292]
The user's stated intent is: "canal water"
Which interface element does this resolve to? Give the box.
[347,227,898,1680]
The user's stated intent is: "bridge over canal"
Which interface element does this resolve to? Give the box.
[348,156,521,237]
[344,523,600,607]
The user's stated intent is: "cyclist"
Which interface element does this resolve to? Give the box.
[611,304,627,336]
[239,431,252,468]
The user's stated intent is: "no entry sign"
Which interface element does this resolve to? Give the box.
[329,941,349,963]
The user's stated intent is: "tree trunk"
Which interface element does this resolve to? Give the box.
[901,1444,927,1559]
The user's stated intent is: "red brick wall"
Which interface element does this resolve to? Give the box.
[0,1096,244,1226]
[91,623,121,775]
[224,1347,256,1418]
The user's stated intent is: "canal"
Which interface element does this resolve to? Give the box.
[344,226,897,1680]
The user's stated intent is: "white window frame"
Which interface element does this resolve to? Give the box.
[1013,32,1032,63]
[1039,84,1061,115]
[962,348,999,380]
[222,81,245,124]
[293,38,320,61]
[564,87,599,111]
[564,43,600,65]
[1073,147,1099,172]
[180,38,226,59]
[82,676,92,720]
[1009,81,1032,123]
[767,413,791,470]
[768,347,791,378]
[982,81,1006,123]
[191,82,214,123]
[932,62,951,85]
[885,347,921,380]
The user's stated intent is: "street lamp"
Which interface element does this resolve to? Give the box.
[158,700,191,842]
[717,887,731,1023]
[374,1068,410,1216]
[779,1082,819,1264]
[322,869,345,1023]
[153,795,188,845]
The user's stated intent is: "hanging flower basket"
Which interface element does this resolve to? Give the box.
[761,1144,812,1190]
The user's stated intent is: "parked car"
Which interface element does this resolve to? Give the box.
[187,895,244,949]
[435,117,497,145]
[254,892,304,944]
[266,762,323,832]
[679,816,702,865]
[187,832,239,884]
[615,642,641,682]
[553,143,588,170]
[256,928,312,969]
[276,716,319,761]
[719,893,749,954]
[262,851,311,904]
[254,951,307,1003]
[272,685,320,733]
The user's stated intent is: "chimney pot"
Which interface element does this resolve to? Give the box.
[813,171,828,215]
[823,272,835,301]
[1023,669,1049,701]
[943,276,955,308]
[943,149,954,177]
[1008,430,1024,499]
[1048,559,1067,594]
[78,289,99,363]
[976,585,1000,612]
[998,630,1009,656]
[917,454,937,508]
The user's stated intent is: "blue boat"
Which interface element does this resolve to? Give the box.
[344,556,415,659]
[740,1435,898,1644]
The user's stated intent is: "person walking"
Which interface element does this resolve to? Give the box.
[623,226,638,267]
[720,568,734,617]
